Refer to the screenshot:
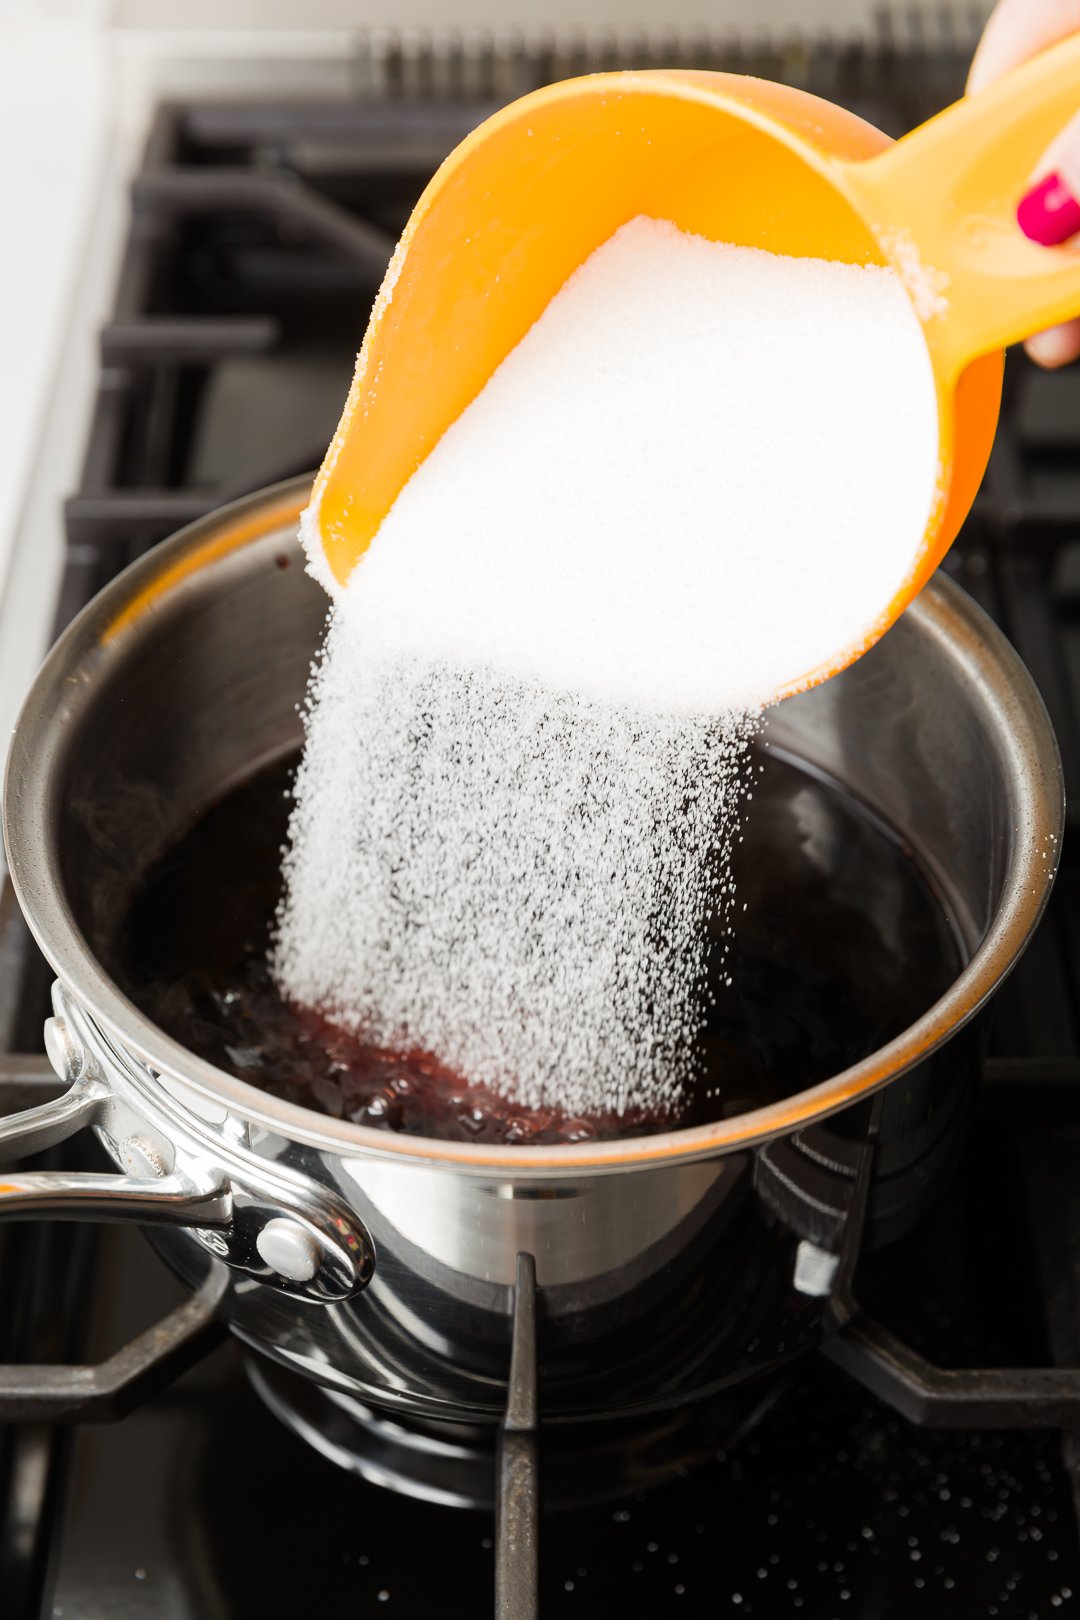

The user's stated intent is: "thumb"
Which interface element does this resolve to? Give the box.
[1017,116,1080,366]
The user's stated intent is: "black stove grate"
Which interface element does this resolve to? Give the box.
[4,26,1080,1619]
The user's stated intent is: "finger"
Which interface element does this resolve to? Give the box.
[1027,105,1080,191]
[1016,108,1080,365]
[1025,318,1080,366]
[968,0,1080,93]
[1017,109,1080,242]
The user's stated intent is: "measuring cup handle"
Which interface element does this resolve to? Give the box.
[837,31,1080,383]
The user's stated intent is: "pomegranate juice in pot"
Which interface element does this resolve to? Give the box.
[110,747,963,1147]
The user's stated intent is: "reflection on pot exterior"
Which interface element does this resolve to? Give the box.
[339,1154,739,1292]
[127,1024,976,1424]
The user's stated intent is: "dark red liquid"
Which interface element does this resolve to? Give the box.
[110,748,963,1145]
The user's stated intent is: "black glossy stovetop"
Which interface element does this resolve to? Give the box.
[6,23,1080,1620]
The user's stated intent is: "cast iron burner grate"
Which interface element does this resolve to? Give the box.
[5,20,1080,1620]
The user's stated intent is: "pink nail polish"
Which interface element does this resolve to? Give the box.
[1018,171,1080,247]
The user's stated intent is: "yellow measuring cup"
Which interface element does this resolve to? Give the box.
[311,35,1080,691]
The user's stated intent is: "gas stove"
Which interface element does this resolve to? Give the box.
[4,27,1080,1620]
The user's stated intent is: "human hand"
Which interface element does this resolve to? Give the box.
[969,0,1080,366]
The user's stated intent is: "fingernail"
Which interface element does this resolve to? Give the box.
[1018,171,1080,246]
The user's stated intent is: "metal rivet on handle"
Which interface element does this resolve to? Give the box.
[43,1016,82,1085]
[116,1136,169,1178]
[256,1217,322,1283]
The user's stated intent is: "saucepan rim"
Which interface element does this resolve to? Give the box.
[1,477,1065,1175]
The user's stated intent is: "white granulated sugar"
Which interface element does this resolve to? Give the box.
[309,217,939,713]
[276,641,757,1115]
[278,218,938,1118]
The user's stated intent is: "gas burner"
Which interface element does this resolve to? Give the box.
[244,1350,782,1511]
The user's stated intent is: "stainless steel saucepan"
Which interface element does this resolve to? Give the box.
[0,478,1064,1424]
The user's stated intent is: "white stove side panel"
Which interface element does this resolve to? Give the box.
[0,21,130,818]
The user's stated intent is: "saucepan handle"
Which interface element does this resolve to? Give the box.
[0,1063,231,1423]
[0,1011,374,1305]
[0,1057,232,1227]
[0,1055,103,1156]
[0,1168,230,1226]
